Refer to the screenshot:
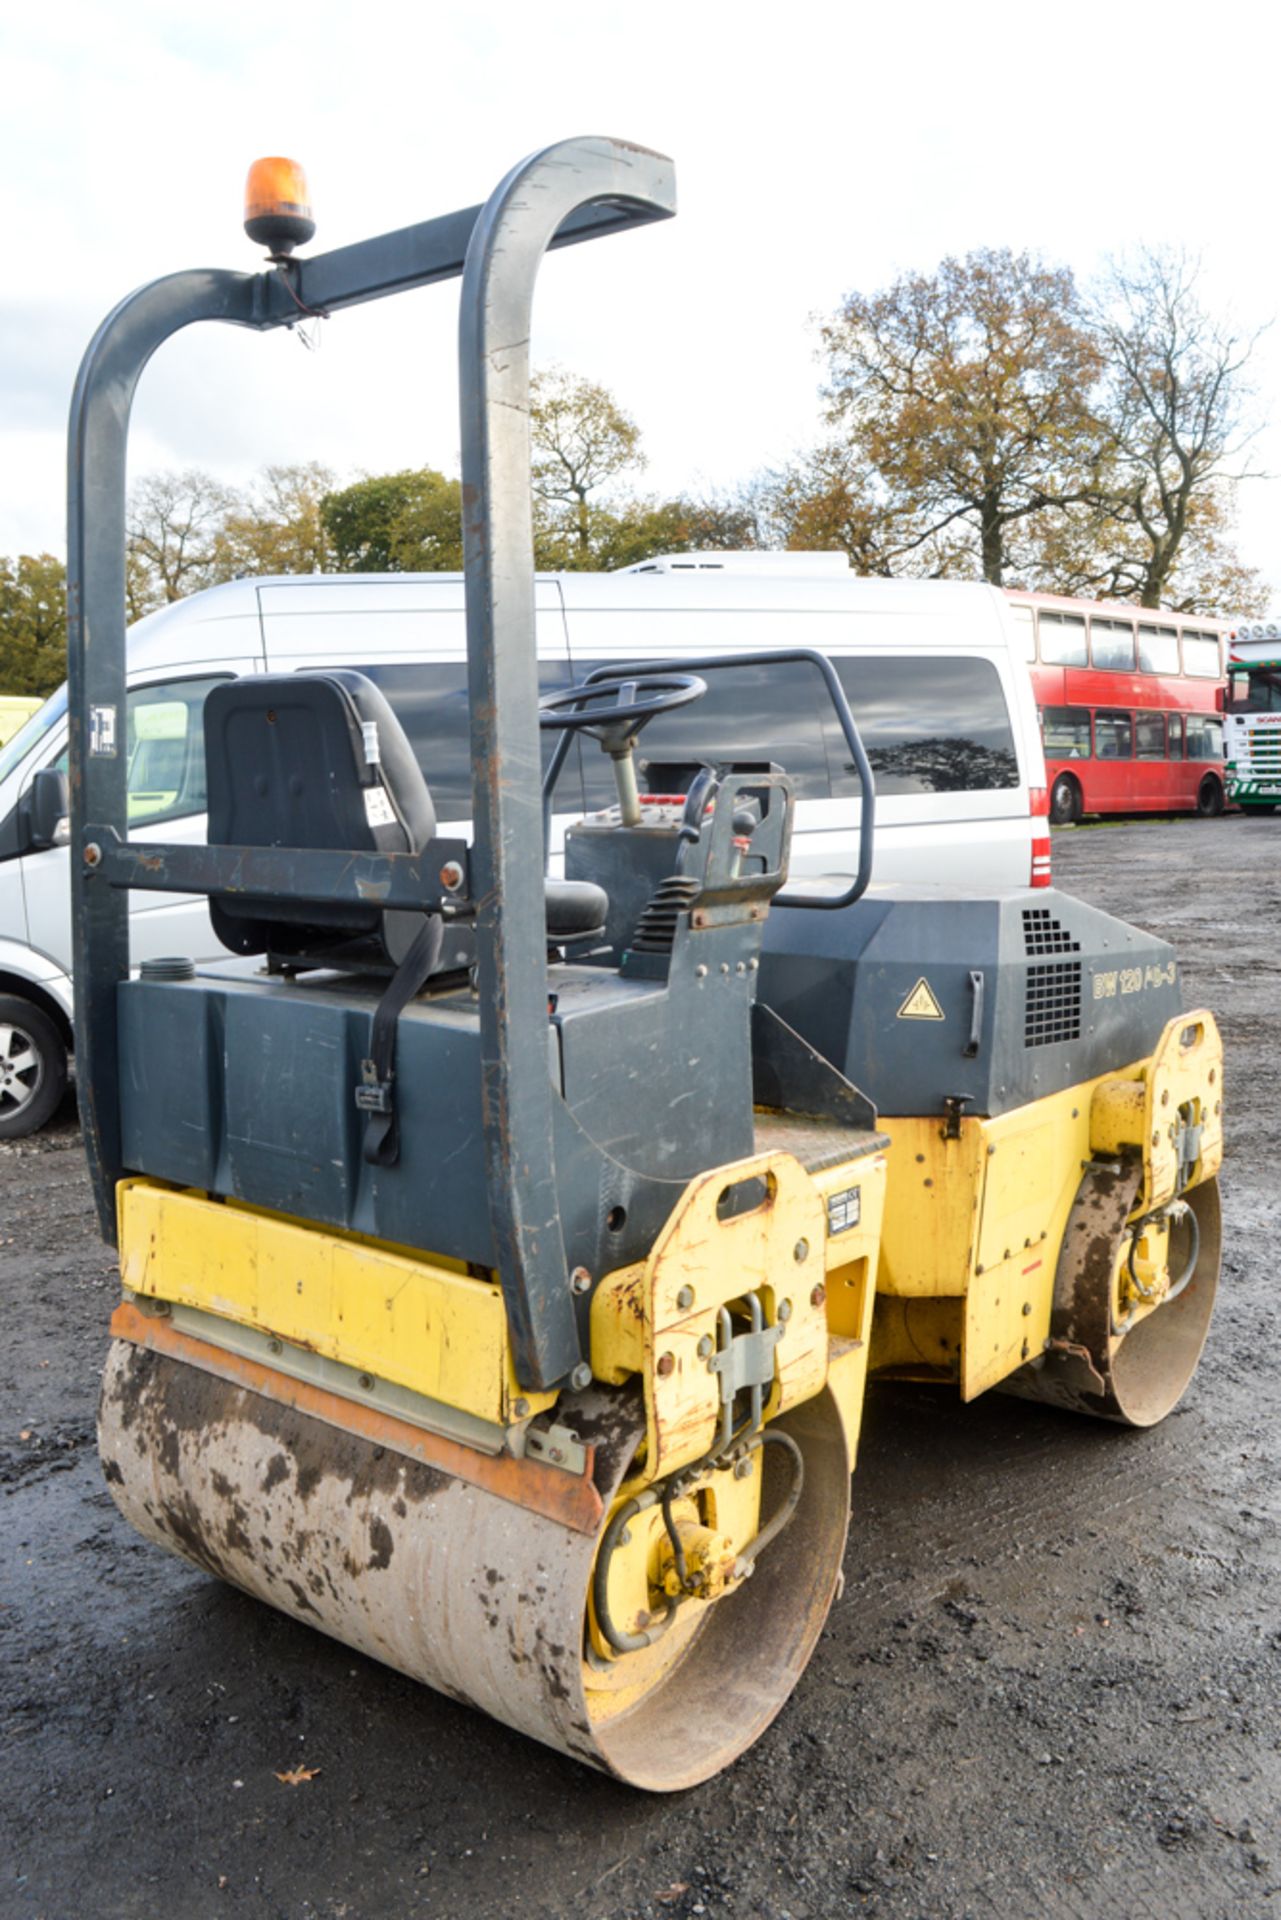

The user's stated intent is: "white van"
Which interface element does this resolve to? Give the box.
[0,554,1046,1136]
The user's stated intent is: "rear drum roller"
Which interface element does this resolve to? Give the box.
[1001,1164,1220,1427]
[98,1341,850,1790]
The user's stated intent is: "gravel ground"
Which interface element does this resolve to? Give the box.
[2,816,1278,1920]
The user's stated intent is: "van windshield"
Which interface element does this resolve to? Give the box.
[0,685,67,786]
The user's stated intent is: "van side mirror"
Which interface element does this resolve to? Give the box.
[27,767,70,851]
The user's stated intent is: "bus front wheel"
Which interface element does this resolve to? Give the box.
[1049,774,1082,826]
[1196,775,1225,818]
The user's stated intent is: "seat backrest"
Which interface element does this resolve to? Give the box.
[205,670,437,965]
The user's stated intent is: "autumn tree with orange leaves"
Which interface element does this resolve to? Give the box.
[795,245,1264,615]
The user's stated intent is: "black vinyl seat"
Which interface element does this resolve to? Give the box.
[204,671,607,966]
[205,671,437,968]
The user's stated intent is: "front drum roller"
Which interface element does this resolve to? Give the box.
[98,1340,850,1791]
[1001,1162,1221,1427]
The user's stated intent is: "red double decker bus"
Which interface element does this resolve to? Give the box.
[1005,591,1231,825]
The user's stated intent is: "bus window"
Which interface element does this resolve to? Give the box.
[1009,605,1036,662]
[1094,711,1133,759]
[1091,619,1136,671]
[1135,713,1166,759]
[1168,714,1185,758]
[1038,613,1087,667]
[1182,632,1221,677]
[1185,713,1223,760]
[1138,625,1179,676]
[1042,706,1090,757]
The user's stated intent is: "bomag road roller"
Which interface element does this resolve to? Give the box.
[68,138,1223,1791]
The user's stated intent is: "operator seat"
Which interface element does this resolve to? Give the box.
[204,671,606,969]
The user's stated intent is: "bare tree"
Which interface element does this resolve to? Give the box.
[126,469,240,615]
[1088,248,1265,608]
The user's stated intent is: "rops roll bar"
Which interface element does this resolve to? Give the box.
[67,136,675,1390]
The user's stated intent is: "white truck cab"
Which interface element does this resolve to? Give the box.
[0,555,1046,1135]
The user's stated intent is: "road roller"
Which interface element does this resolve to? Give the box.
[66,137,1223,1791]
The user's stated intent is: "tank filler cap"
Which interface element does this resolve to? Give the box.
[139,956,196,982]
[244,157,315,257]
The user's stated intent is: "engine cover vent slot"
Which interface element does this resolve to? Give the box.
[1022,907,1081,957]
[1025,961,1083,1047]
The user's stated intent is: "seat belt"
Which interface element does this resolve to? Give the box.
[355,914,444,1167]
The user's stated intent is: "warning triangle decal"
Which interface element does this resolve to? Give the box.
[897,977,945,1021]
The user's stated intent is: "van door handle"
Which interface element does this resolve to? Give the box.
[964,969,985,1057]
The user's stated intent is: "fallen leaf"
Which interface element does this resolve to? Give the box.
[656,1886,689,1906]
[274,1765,321,1786]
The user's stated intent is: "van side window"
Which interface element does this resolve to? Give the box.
[357,662,577,819]
[828,656,1020,794]
[572,660,832,810]
[126,677,231,825]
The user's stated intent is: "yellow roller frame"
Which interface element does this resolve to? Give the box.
[591,1147,887,1479]
[872,1010,1222,1401]
[116,1180,555,1429]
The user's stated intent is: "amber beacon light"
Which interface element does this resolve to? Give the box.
[244,157,316,256]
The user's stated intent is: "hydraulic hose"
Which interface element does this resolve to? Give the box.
[1114,1199,1201,1335]
[593,1424,807,1654]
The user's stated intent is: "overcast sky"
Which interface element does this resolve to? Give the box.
[3,0,1278,609]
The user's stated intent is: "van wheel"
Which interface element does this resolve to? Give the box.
[0,996,68,1139]
[1196,775,1225,818]
[1049,774,1082,826]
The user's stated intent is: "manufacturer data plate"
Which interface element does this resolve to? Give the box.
[89,704,118,757]
[827,1185,862,1235]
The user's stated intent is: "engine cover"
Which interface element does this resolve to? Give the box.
[757,887,1182,1119]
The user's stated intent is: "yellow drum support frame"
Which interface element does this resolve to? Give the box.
[101,1143,884,1789]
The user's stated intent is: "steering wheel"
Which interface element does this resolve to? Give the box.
[538,674,706,753]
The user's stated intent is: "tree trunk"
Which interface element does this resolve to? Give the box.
[979,493,1004,586]
[1140,528,1177,608]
